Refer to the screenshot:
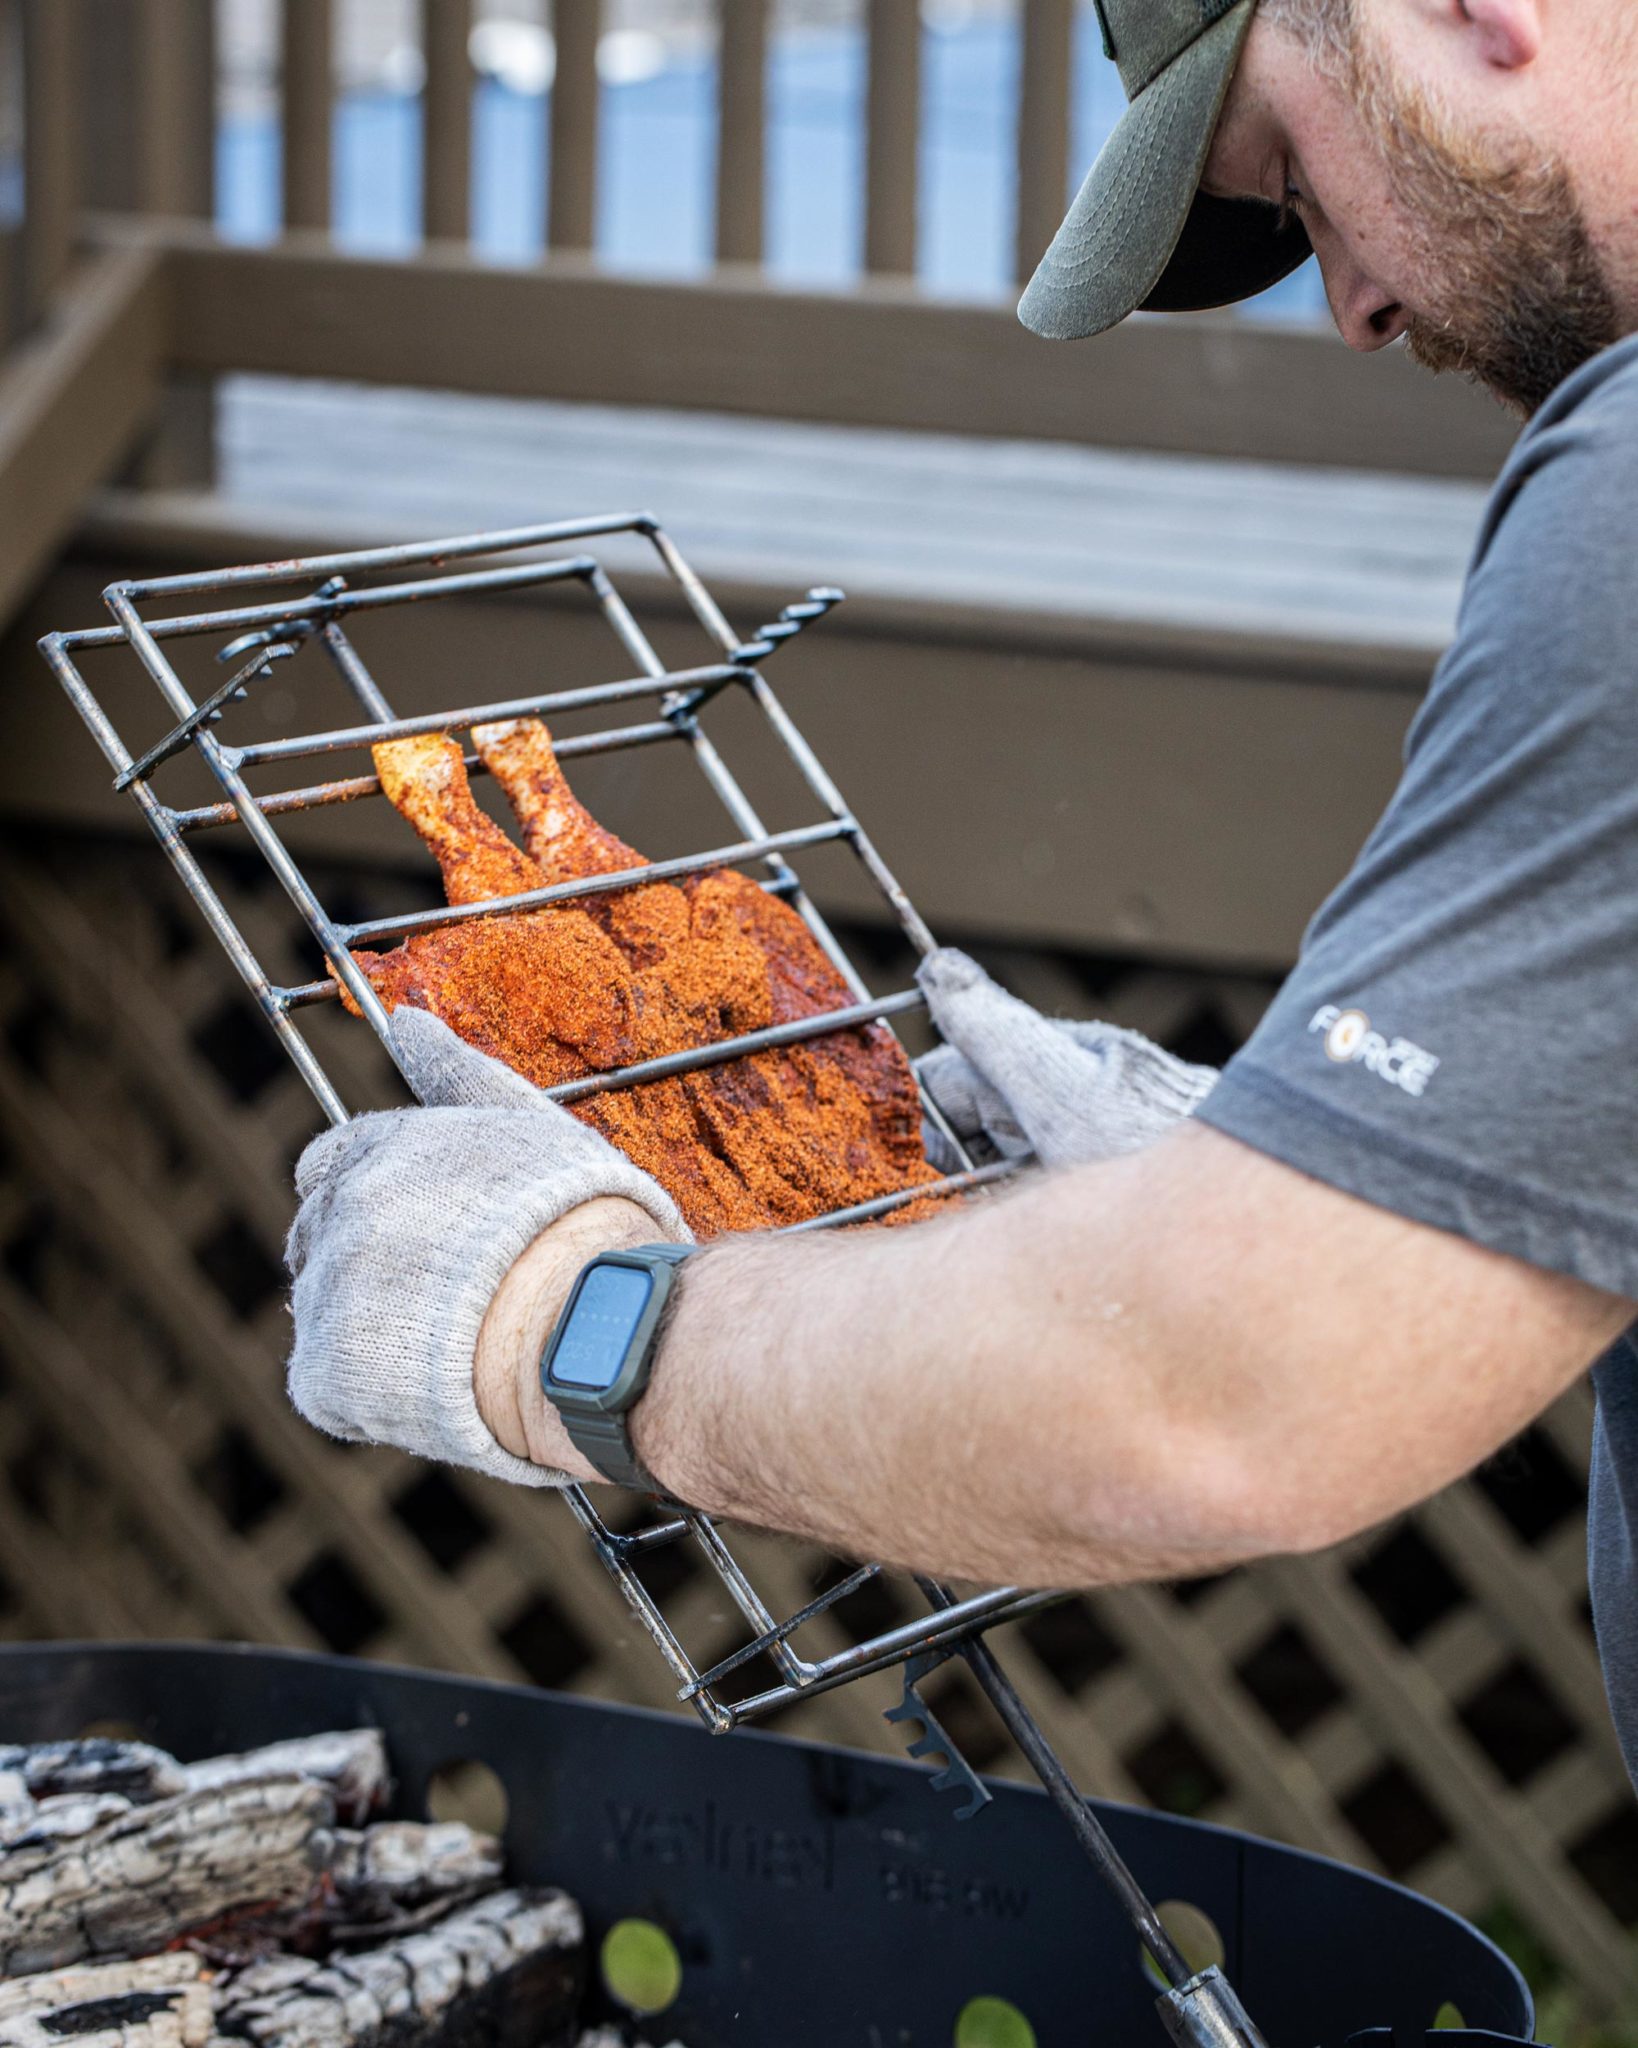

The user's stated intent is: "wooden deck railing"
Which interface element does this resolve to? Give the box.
[0,0,1517,632]
[250,0,1078,280]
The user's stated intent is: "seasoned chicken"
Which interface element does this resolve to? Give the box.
[347,718,942,1236]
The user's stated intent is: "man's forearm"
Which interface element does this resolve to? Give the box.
[629,1154,1269,1586]
[474,1123,1628,1586]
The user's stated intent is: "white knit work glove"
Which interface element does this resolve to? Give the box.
[915,949,1219,1171]
[285,1008,689,1487]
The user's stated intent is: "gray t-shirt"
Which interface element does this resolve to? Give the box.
[1194,334,1638,1783]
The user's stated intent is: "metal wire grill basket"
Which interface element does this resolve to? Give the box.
[37,513,1053,1729]
[38,512,1327,2048]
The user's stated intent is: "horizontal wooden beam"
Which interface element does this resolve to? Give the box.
[148,225,1516,478]
[0,238,169,631]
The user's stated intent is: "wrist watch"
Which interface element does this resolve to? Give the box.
[539,1244,693,1493]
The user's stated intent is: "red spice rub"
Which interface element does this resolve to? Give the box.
[348,718,940,1236]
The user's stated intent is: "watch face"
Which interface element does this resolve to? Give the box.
[549,1263,655,1391]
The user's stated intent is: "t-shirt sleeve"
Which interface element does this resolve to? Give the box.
[1195,346,1638,1301]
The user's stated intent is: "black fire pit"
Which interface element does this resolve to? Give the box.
[0,1642,1533,2048]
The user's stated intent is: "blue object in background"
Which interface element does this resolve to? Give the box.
[211,19,1326,318]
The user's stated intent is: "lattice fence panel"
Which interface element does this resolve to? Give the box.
[0,830,1634,2010]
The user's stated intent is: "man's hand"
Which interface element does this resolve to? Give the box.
[916,950,1218,1169]
[285,1009,688,1487]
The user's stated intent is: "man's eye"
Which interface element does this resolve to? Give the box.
[1278,181,1307,230]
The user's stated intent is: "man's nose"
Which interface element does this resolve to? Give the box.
[1320,252,1412,351]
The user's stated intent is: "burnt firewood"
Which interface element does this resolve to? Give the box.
[0,1794,135,1852]
[0,1955,213,2048]
[182,1736,388,1829]
[0,1778,335,1976]
[0,1991,211,2048]
[0,1744,185,1811]
[0,1732,385,1853]
[216,1889,583,2048]
[325,1823,503,1941]
[0,1733,384,1827]
[177,1821,506,1966]
[0,1955,209,2024]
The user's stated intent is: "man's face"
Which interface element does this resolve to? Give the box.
[1203,1,1618,417]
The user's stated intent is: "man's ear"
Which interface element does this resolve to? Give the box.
[1459,0,1542,68]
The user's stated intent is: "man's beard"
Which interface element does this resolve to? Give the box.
[1348,27,1619,418]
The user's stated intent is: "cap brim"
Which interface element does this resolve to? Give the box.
[1018,0,1311,340]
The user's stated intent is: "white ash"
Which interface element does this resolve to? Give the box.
[325,1822,505,1938]
[219,1888,583,2048]
[0,1953,213,2048]
[0,1730,604,2046]
[0,1776,335,1975]
[0,1790,134,1850]
[0,1741,185,1808]
[183,1732,390,1825]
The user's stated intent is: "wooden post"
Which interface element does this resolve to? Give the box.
[714,0,767,268]
[421,0,473,245]
[281,0,333,235]
[864,0,918,277]
[134,0,216,218]
[0,0,19,346]
[548,0,601,254]
[128,0,218,489]
[20,0,79,330]
[1014,0,1072,286]
[77,4,137,219]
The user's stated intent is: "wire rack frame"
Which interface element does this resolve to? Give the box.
[35,512,1065,1738]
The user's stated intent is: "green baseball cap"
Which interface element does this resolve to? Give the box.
[1019,0,1313,340]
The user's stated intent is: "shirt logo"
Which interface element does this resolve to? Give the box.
[1308,1005,1441,1099]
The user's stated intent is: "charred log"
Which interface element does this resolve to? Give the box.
[181,1738,388,1829]
[324,1824,503,1942]
[215,1889,583,2048]
[175,1822,505,1966]
[0,1796,136,1853]
[0,1746,185,1811]
[0,1955,213,2048]
[0,1779,334,1975]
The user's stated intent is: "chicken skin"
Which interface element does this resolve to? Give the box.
[348,718,941,1237]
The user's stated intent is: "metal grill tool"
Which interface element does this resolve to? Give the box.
[42,516,1264,2048]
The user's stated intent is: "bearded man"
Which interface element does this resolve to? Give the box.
[286,0,1638,1797]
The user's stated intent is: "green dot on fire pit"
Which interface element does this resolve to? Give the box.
[600,1918,683,2015]
[955,1994,1037,2048]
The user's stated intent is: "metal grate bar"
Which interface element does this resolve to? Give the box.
[170,721,687,834]
[115,512,665,599]
[36,634,349,1125]
[332,821,856,945]
[68,554,602,657]
[101,588,400,1066]
[228,662,744,770]
[682,1565,881,1701]
[543,991,926,1104]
